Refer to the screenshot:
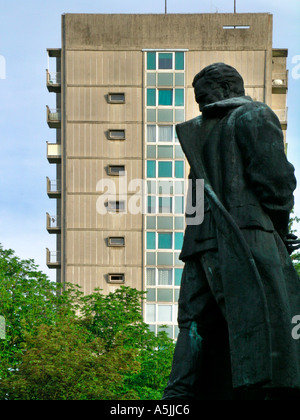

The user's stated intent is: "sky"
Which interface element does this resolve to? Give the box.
[0,0,299,282]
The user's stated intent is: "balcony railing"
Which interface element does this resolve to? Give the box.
[46,70,61,92]
[46,106,61,128]
[47,142,61,163]
[46,176,61,198]
[272,71,288,91]
[46,213,61,234]
[46,248,61,268]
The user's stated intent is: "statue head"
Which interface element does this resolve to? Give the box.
[192,63,245,112]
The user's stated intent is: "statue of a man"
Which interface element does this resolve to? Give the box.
[163,62,300,400]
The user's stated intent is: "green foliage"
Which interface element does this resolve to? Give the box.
[0,245,175,400]
[289,213,300,276]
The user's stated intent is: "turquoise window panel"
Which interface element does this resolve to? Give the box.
[175,89,184,106]
[158,89,173,106]
[147,196,156,214]
[174,216,184,230]
[175,145,184,158]
[147,288,156,302]
[147,88,156,106]
[158,145,173,158]
[147,268,156,285]
[175,232,184,250]
[147,145,156,158]
[157,252,173,266]
[159,197,172,213]
[157,216,173,230]
[147,52,156,70]
[158,109,173,122]
[147,73,156,86]
[175,109,185,122]
[158,233,172,249]
[158,52,172,69]
[175,73,185,86]
[175,268,183,286]
[147,109,156,122]
[146,252,156,265]
[175,52,184,70]
[157,289,173,302]
[147,160,156,178]
[158,161,172,177]
[147,232,156,250]
[147,216,156,229]
[175,161,184,178]
[158,73,173,86]
[175,196,184,214]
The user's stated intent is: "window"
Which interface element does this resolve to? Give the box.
[158,125,173,142]
[147,89,156,106]
[107,201,126,213]
[108,129,125,140]
[158,161,172,178]
[147,232,156,250]
[158,233,172,249]
[108,93,125,103]
[108,237,125,247]
[107,165,125,176]
[147,160,156,178]
[147,125,156,142]
[147,51,185,71]
[158,89,173,106]
[108,274,125,284]
[158,53,172,69]
[159,197,172,214]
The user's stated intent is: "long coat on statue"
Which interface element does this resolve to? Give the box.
[175,96,300,392]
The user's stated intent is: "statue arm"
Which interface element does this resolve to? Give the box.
[235,103,296,239]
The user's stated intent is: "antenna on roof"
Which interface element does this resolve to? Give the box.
[165,0,167,14]
[234,0,236,13]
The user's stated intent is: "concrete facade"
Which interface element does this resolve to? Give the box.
[46,13,288,338]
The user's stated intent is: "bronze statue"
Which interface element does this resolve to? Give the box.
[163,63,300,400]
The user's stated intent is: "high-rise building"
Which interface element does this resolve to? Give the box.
[46,13,288,339]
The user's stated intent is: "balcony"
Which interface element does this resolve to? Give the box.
[46,106,61,128]
[46,177,61,198]
[46,248,61,269]
[46,70,61,93]
[272,71,288,93]
[47,142,61,163]
[46,213,61,234]
[273,108,288,129]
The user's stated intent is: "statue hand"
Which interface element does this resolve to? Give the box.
[283,233,300,255]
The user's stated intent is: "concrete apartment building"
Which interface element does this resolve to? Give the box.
[46,13,289,339]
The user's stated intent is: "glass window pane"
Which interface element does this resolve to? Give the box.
[147,73,156,86]
[158,233,172,249]
[175,232,184,250]
[147,160,156,178]
[158,89,173,106]
[147,109,156,122]
[158,181,173,195]
[175,216,184,230]
[157,252,173,266]
[175,196,184,214]
[147,88,156,106]
[147,145,156,158]
[175,73,184,86]
[147,252,156,265]
[147,125,156,142]
[147,232,156,249]
[147,268,155,285]
[175,161,184,178]
[158,305,172,322]
[158,161,172,178]
[157,289,173,302]
[175,145,184,158]
[175,268,183,286]
[147,216,156,229]
[147,288,156,301]
[174,181,184,194]
[158,125,173,142]
[147,180,156,194]
[159,325,173,338]
[159,53,172,69]
[158,109,173,123]
[157,216,173,229]
[175,109,185,122]
[174,289,180,302]
[146,304,156,322]
[147,52,156,70]
[175,89,184,106]
[158,269,172,285]
[147,196,156,214]
[158,145,173,158]
[174,253,184,266]
[175,52,184,70]
[159,197,172,214]
[158,73,173,86]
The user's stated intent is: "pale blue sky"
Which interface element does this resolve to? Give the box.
[0,0,299,281]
